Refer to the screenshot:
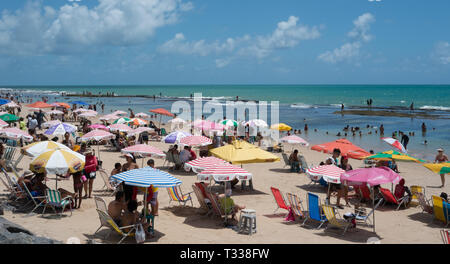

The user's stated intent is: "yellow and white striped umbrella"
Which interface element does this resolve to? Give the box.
[22,141,71,157]
[30,148,85,175]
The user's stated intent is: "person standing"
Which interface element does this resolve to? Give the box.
[83,149,98,198]
[35,109,46,130]
[400,131,409,150]
[435,149,449,187]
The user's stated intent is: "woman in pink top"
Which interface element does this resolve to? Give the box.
[83,148,98,198]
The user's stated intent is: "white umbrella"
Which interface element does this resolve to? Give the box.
[245,119,268,127]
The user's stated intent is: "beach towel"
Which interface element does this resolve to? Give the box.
[285,207,296,222]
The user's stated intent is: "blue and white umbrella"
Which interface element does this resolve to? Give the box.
[111,167,182,188]
[163,131,192,144]
[44,123,77,136]
[0,99,10,106]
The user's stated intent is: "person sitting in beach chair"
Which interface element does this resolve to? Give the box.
[120,200,151,235]
[108,191,127,226]
[218,189,245,221]
[394,179,412,206]
[289,150,301,173]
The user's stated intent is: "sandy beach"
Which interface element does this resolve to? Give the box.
[0,107,448,245]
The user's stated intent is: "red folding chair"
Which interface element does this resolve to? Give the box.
[270,187,289,214]
[379,187,409,210]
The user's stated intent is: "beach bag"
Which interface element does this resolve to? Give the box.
[135,224,146,244]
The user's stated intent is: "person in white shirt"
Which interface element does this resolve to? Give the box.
[28,116,38,130]
[179,146,192,163]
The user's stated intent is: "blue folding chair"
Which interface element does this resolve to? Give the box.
[302,193,327,229]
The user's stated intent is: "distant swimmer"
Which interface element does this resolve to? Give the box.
[421,123,427,133]
[410,102,414,111]
[235,96,239,101]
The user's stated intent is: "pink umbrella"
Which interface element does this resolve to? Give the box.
[193,120,225,131]
[121,144,165,158]
[179,135,212,147]
[81,129,115,160]
[184,156,228,173]
[135,112,150,118]
[88,124,109,131]
[381,137,407,153]
[280,135,309,146]
[128,127,155,136]
[0,119,8,128]
[0,128,33,142]
[197,163,252,182]
[99,114,119,121]
[109,124,132,132]
[112,110,128,116]
[73,108,89,113]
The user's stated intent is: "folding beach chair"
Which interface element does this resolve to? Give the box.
[42,189,73,217]
[322,205,352,235]
[167,186,193,206]
[379,187,409,210]
[1,169,26,201]
[281,153,290,168]
[302,193,327,229]
[192,184,211,215]
[354,198,384,227]
[355,185,372,202]
[431,196,447,226]
[204,191,226,219]
[21,183,46,214]
[410,185,425,205]
[416,192,433,214]
[270,187,290,215]
[94,196,108,212]
[298,155,308,172]
[285,193,305,220]
[2,146,21,174]
[441,230,450,244]
[172,154,184,171]
[95,209,136,244]
[98,169,120,194]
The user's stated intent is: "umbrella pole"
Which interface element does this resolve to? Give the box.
[372,186,375,233]
[144,188,148,220]
[224,182,228,225]
[97,144,101,163]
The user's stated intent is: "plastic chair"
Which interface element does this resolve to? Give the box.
[302,193,327,228]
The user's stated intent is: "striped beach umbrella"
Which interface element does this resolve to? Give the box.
[81,129,115,142]
[365,150,425,162]
[0,128,33,142]
[42,120,62,128]
[30,148,85,175]
[423,163,450,175]
[168,117,186,125]
[381,137,407,153]
[306,165,345,184]
[22,141,71,157]
[121,144,166,158]
[78,110,98,118]
[73,108,89,113]
[88,123,109,131]
[280,135,309,146]
[46,110,64,115]
[184,156,228,173]
[163,131,191,144]
[127,127,155,137]
[44,123,77,136]
[179,135,212,147]
[111,167,182,188]
[113,117,131,124]
[0,119,8,128]
[196,163,252,182]
[99,114,119,121]
[109,124,132,132]
[244,119,268,128]
[221,119,238,128]
[2,101,19,108]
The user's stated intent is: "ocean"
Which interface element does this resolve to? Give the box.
[2,85,449,161]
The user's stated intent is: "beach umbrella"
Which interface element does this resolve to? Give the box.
[121,144,165,166]
[311,138,370,160]
[0,113,20,122]
[168,117,187,125]
[193,119,226,131]
[42,120,62,128]
[221,119,238,128]
[128,118,148,126]
[270,123,292,131]
[0,119,8,128]
[30,148,85,188]
[88,124,109,131]
[21,141,71,157]
[381,137,407,153]
[73,108,89,113]
[2,101,19,108]
[111,167,182,219]
[184,156,228,173]
[135,112,150,118]
[210,140,280,165]
[244,119,268,128]
[46,110,64,115]
[0,99,10,105]
[163,131,192,144]
[365,150,425,163]
[78,110,98,118]
[112,110,128,116]
[280,135,309,146]
[306,165,345,184]
[54,102,71,109]
[71,101,89,106]
[149,108,174,128]
[179,135,212,147]
[109,124,132,132]
[26,101,53,108]
[113,117,131,124]
[44,123,77,136]
[340,167,403,233]
[81,129,115,160]
[127,127,155,137]
[423,163,450,175]
[0,111,8,116]
[99,114,119,121]
[0,128,33,142]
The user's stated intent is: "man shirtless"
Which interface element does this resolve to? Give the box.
[120,200,150,234]
[108,191,127,225]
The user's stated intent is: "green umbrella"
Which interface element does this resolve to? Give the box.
[113,117,131,124]
[0,113,19,122]
[220,119,238,127]
[365,150,426,163]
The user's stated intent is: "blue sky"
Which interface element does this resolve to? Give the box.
[0,0,449,85]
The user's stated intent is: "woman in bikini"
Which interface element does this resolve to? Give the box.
[72,171,84,208]
[435,148,449,187]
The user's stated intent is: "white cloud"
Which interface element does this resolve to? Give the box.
[318,13,375,64]
[0,0,193,55]
[159,16,320,67]
[433,41,450,65]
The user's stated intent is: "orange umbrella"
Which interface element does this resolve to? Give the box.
[149,108,174,117]
[311,138,370,160]
[54,102,71,109]
[26,101,53,108]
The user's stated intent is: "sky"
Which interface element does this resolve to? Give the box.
[0,0,449,85]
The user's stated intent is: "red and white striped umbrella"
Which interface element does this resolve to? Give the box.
[381,137,407,153]
[127,127,155,136]
[280,135,309,146]
[0,128,33,142]
[78,110,98,118]
[306,165,345,184]
[121,144,165,158]
[197,163,252,182]
[184,156,228,173]
[109,124,132,132]
[0,119,8,128]
[179,135,212,146]
[81,129,115,142]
